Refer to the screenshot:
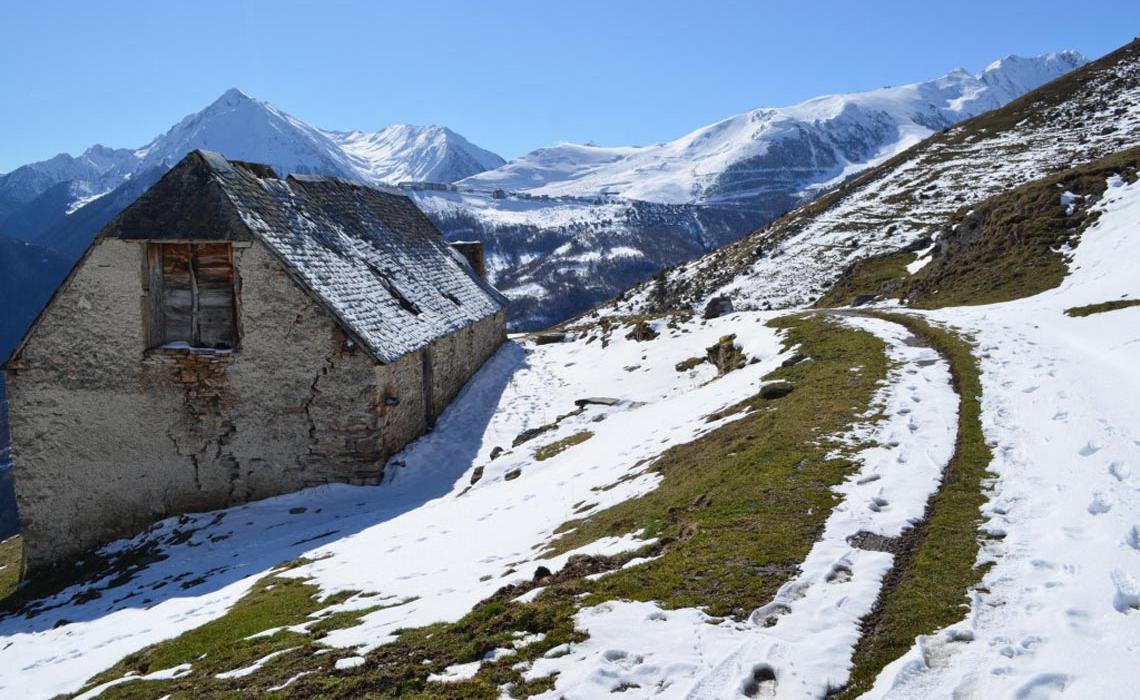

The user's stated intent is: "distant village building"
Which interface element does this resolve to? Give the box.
[3,150,508,571]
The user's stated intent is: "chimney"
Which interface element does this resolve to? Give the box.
[449,241,486,278]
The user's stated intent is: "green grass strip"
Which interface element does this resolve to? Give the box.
[837,311,992,698]
[1064,298,1140,317]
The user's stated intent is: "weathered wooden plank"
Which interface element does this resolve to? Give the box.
[145,244,165,347]
[160,243,194,344]
[192,244,236,348]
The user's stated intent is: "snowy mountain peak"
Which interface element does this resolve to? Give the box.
[329,123,506,184]
[462,50,1088,208]
[0,89,505,224]
[216,86,256,103]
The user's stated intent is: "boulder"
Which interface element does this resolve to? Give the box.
[705,334,746,375]
[759,381,794,400]
[574,397,621,408]
[625,320,659,342]
[534,332,567,345]
[703,295,734,319]
[780,353,807,368]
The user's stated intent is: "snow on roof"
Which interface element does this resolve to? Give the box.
[199,150,508,363]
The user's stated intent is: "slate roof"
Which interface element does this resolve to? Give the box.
[172,151,508,363]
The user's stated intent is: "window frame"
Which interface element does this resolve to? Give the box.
[144,242,241,351]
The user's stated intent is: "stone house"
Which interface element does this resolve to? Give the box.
[3,150,508,571]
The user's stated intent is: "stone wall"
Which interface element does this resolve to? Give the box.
[7,238,506,571]
[429,310,506,420]
[6,239,381,570]
[373,309,506,454]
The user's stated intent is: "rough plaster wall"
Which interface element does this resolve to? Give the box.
[6,239,381,570]
[429,310,507,419]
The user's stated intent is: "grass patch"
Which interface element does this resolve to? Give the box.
[0,536,21,602]
[903,146,1140,308]
[534,431,594,461]
[836,311,992,698]
[816,250,918,307]
[674,356,706,372]
[546,314,889,616]
[1064,298,1140,317]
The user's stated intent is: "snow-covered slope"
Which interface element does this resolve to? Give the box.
[331,124,506,184]
[872,163,1140,700]
[463,51,1085,212]
[607,40,1140,317]
[413,190,754,329]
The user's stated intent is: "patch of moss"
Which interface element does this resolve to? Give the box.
[836,312,993,698]
[1064,298,1140,317]
[904,146,1140,308]
[674,356,706,372]
[0,536,21,602]
[534,431,594,461]
[816,250,917,307]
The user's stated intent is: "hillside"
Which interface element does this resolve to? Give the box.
[5,158,1139,694]
[603,39,1140,318]
[414,191,754,329]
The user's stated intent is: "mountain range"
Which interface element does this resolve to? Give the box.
[461,51,1085,210]
[0,50,1087,362]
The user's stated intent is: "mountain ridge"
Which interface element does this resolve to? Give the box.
[460,50,1086,213]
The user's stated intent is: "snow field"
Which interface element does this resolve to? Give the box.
[867,174,1140,698]
[524,315,958,698]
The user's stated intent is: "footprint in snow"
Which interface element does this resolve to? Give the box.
[1022,385,1040,394]
[1013,673,1072,698]
[1088,492,1114,515]
[1108,462,1133,484]
[825,561,853,584]
[1111,569,1140,613]
[1123,526,1140,551]
[742,664,777,698]
[869,496,890,512]
[1079,442,1103,457]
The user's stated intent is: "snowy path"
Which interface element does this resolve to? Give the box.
[0,312,787,700]
[869,310,1140,699]
[527,315,959,698]
[869,174,1140,698]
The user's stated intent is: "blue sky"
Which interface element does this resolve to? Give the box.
[1,0,1137,172]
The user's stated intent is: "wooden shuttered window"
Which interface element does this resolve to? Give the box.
[146,243,238,349]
